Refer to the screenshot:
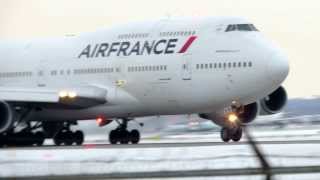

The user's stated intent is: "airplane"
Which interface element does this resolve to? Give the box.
[0,16,289,146]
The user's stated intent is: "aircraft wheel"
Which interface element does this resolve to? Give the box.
[74,131,84,145]
[0,134,6,147]
[53,132,63,146]
[130,129,140,144]
[120,130,130,144]
[232,128,243,142]
[21,132,34,146]
[64,131,74,146]
[34,132,45,146]
[109,130,119,144]
[220,128,231,142]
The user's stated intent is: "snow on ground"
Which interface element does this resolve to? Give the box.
[1,126,320,179]
[1,144,320,178]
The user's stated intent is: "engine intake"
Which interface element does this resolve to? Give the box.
[0,101,14,134]
[260,86,287,115]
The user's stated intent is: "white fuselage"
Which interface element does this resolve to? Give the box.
[0,17,289,122]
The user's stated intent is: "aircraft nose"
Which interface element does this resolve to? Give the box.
[267,52,289,85]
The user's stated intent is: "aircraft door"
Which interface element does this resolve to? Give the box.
[37,60,48,87]
[181,54,192,80]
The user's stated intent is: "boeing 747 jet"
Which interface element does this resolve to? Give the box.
[0,17,289,146]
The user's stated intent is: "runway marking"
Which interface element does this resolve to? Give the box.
[2,139,320,150]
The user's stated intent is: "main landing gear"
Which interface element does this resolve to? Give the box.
[0,122,45,147]
[53,122,84,146]
[109,118,141,144]
[220,127,243,142]
[0,121,85,147]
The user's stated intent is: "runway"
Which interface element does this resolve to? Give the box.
[2,128,320,180]
[2,139,320,150]
[4,166,320,180]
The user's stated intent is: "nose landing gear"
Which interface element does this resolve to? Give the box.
[109,118,141,144]
[220,102,245,142]
[220,127,243,142]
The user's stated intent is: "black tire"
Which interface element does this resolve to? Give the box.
[220,128,231,142]
[119,130,130,144]
[130,129,140,144]
[22,132,34,146]
[34,132,45,146]
[0,134,6,147]
[74,131,84,145]
[53,133,63,146]
[232,128,242,142]
[64,131,73,146]
[109,130,118,144]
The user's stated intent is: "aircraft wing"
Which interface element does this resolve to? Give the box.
[0,85,108,109]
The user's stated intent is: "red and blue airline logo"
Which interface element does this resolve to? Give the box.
[78,36,197,58]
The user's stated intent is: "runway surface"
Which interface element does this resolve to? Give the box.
[2,139,320,150]
[2,128,320,179]
[4,166,320,180]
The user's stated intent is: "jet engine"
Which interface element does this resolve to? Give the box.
[260,86,287,115]
[0,101,15,134]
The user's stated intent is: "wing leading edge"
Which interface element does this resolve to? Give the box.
[0,85,108,109]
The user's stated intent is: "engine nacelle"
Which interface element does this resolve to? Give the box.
[199,102,259,127]
[0,101,15,134]
[238,102,259,123]
[260,86,287,115]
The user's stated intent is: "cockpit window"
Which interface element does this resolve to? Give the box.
[225,24,258,32]
[225,25,236,32]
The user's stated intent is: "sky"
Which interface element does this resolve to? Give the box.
[0,0,319,98]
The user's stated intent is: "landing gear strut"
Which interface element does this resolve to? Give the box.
[53,122,84,146]
[109,118,141,144]
[220,127,243,142]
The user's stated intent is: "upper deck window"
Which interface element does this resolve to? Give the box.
[225,24,258,32]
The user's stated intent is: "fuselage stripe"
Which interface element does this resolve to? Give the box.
[178,36,197,53]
